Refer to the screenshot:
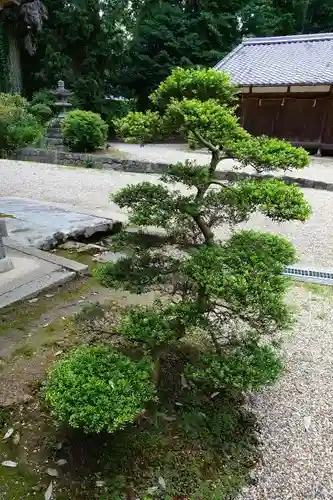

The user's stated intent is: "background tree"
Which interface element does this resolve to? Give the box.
[23,0,131,112]
[239,0,333,37]
[0,0,47,92]
[120,0,244,109]
[97,68,311,393]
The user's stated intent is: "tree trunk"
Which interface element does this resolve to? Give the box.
[7,27,22,93]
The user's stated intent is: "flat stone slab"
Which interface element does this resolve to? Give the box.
[0,241,88,308]
[0,198,121,250]
[0,247,75,308]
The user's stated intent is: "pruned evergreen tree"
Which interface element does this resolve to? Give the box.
[97,68,311,392]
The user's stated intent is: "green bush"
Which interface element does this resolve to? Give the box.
[31,88,56,109]
[44,345,157,434]
[0,94,43,156]
[0,92,28,109]
[185,340,283,392]
[101,98,136,137]
[29,103,53,123]
[61,109,108,152]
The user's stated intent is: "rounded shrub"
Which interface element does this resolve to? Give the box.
[61,109,108,152]
[0,100,43,157]
[44,345,157,434]
[29,103,53,123]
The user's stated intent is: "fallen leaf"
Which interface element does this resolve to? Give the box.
[61,317,66,321]
[180,373,189,389]
[158,476,166,490]
[54,351,63,357]
[45,481,53,500]
[210,391,220,399]
[56,459,67,466]
[43,323,50,328]
[28,298,39,303]
[96,480,105,487]
[3,428,14,440]
[175,402,183,406]
[13,432,20,445]
[163,415,176,422]
[45,294,55,298]
[304,416,312,432]
[147,486,158,494]
[46,468,59,477]
[1,461,18,468]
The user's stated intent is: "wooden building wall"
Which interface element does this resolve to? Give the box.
[239,95,333,151]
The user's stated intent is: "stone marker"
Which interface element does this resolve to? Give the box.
[0,220,13,273]
[45,80,72,148]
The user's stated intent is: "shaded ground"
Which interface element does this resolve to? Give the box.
[0,251,258,500]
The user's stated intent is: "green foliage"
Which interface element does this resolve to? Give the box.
[0,93,43,156]
[95,250,176,294]
[29,103,53,123]
[101,69,311,406]
[115,110,161,143]
[23,0,131,113]
[30,88,56,108]
[233,136,310,172]
[183,231,295,333]
[118,301,202,349]
[165,98,248,150]
[118,0,243,108]
[239,0,333,38]
[61,109,108,152]
[44,345,157,433]
[236,179,311,221]
[185,340,283,391]
[0,92,27,109]
[151,67,237,110]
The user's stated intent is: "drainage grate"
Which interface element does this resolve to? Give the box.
[283,266,333,285]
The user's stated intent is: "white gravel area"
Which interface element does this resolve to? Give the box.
[239,284,333,500]
[110,142,333,183]
[1,159,333,268]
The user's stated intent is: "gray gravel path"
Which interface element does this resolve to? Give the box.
[1,159,333,267]
[239,284,333,500]
[110,142,333,183]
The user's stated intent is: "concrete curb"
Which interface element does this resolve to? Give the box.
[0,269,75,309]
[4,238,88,275]
[13,147,333,192]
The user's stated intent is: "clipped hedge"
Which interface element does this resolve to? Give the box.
[44,345,157,433]
[61,109,108,152]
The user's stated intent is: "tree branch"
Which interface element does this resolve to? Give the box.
[209,180,232,190]
[192,129,219,154]
[193,214,214,246]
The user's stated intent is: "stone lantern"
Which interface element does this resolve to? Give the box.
[53,80,72,119]
[0,220,13,273]
[45,80,72,148]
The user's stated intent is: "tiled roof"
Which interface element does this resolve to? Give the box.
[215,33,333,86]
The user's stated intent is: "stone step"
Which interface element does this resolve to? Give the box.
[45,138,63,147]
[46,131,62,138]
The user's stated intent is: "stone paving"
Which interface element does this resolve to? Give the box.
[0,198,120,250]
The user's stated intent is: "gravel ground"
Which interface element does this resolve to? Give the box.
[239,284,333,500]
[109,142,333,182]
[1,159,333,267]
